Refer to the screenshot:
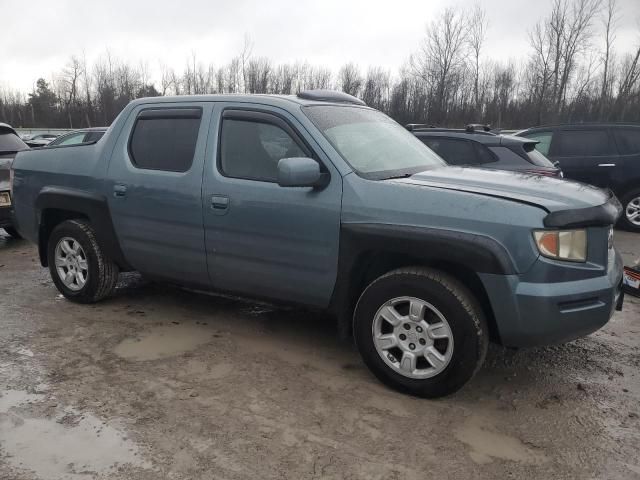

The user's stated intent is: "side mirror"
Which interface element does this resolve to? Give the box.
[277,157,325,188]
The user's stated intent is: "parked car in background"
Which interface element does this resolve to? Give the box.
[46,127,107,147]
[409,124,562,177]
[11,91,624,397]
[24,133,58,148]
[517,124,640,232]
[0,123,29,238]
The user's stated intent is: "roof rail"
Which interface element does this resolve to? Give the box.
[465,123,492,133]
[296,89,366,106]
[405,123,437,131]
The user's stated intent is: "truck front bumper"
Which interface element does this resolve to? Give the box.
[480,251,624,348]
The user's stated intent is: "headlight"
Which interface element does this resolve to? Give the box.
[533,229,587,262]
[0,192,11,207]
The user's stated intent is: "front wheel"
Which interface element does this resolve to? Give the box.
[47,219,119,303]
[353,267,489,398]
[619,188,640,232]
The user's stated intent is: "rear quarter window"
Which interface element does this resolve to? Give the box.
[613,128,640,155]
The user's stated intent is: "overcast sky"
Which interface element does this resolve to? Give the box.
[1,0,639,93]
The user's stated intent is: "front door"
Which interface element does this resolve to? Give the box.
[107,103,211,286]
[202,104,342,307]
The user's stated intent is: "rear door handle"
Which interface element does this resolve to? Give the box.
[113,184,127,197]
[211,195,230,215]
[598,163,616,167]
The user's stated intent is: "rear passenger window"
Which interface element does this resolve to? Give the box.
[129,109,201,172]
[220,119,306,182]
[421,138,477,166]
[554,130,614,156]
[614,129,640,155]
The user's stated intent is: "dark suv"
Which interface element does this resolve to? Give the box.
[517,124,640,232]
[409,125,561,177]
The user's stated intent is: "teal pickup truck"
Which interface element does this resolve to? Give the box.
[10,90,624,397]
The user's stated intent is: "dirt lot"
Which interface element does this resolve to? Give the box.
[0,230,638,480]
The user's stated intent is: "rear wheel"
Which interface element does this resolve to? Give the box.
[47,219,119,303]
[353,267,488,398]
[3,227,22,239]
[620,188,640,232]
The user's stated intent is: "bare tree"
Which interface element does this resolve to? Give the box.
[338,63,363,96]
[240,34,253,93]
[468,3,488,112]
[60,55,83,128]
[159,62,176,96]
[554,0,601,112]
[410,7,469,122]
[599,0,619,116]
[80,52,93,126]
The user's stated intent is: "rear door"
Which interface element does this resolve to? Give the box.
[106,102,212,285]
[548,128,618,188]
[201,103,342,307]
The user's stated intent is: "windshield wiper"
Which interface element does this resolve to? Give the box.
[382,173,414,180]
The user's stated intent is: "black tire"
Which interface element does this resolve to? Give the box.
[47,219,119,303]
[619,188,640,232]
[353,267,489,398]
[3,227,22,239]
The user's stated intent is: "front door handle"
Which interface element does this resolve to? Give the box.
[113,184,127,197]
[598,163,616,167]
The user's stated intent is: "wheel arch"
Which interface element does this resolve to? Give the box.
[329,223,513,343]
[36,187,131,270]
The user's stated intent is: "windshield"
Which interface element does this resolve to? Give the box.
[303,105,444,178]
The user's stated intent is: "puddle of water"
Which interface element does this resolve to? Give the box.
[114,323,213,361]
[0,390,150,479]
[455,413,548,465]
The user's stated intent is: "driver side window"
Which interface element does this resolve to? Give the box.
[219,119,306,182]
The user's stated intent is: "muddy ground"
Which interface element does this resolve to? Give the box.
[0,230,638,480]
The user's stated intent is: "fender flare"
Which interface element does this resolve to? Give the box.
[329,223,516,338]
[35,186,131,270]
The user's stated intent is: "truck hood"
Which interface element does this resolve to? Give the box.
[391,166,610,213]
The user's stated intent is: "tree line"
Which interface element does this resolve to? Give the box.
[1,0,639,130]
